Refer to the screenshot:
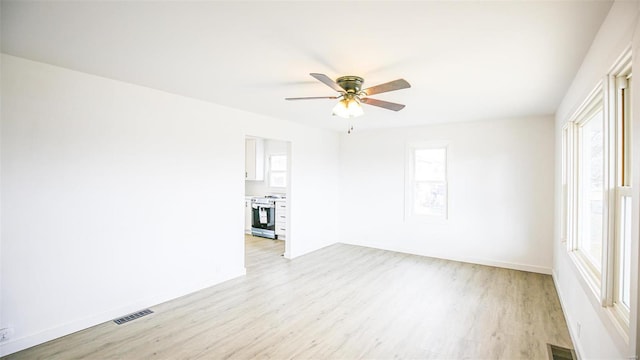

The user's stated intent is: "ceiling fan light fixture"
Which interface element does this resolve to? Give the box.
[287,73,410,118]
[332,96,363,118]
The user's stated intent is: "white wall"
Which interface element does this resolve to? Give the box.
[0,54,340,356]
[553,2,639,359]
[339,116,555,274]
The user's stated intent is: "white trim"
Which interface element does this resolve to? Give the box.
[0,267,247,357]
[552,271,583,360]
[606,49,633,340]
[608,45,632,77]
[348,241,552,275]
[268,153,287,188]
[609,303,631,344]
[570,82,604,125]
[560,45,635,354]
[612,188,632,323]
[562,123,576,247]
[563,249,631,356]
[570,251,603,300]
[404,141,449,222]
[571,86,606,292]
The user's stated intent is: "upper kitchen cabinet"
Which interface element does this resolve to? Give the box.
[245,137,264,181]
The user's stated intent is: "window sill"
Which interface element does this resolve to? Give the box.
[403,212,448,224]
[606,304,630,345]
[568,250,601,299]
[565,251,630,352]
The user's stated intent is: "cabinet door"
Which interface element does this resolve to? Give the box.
[245,139,257,180]
[244,199,253,233]
[275,224,286,236]
[275,200,286,236]
[245,138,264,180]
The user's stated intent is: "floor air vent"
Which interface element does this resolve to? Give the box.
[113,309,154,325]
[547,344,576,360]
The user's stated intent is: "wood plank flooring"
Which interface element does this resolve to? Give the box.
[4,236,573,359]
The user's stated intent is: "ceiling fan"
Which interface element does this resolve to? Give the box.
[285,73,411,119]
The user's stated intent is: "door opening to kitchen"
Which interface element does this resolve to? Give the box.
[244,136,291,273]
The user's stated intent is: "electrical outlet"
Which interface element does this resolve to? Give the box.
[0,327,14,341]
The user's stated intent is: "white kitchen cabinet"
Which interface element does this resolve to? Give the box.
[245,138,264,181]
[275,200,286,239]
[244,197,253,234]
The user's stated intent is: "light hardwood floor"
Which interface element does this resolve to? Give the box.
[4,236,572,359]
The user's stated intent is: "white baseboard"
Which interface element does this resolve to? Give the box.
[443,254,552,274]
[342,241,552,275]
[552,270,583,360]
[0,267,246,357]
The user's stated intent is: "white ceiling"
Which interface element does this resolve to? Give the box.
[1,1,612,132]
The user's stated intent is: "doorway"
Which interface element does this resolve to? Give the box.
[244,136,291,271]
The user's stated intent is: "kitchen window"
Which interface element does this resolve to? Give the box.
[269,154,287,188]
[405,143,448,219]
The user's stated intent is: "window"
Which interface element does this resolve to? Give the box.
[575,100,605,276]
[406,144,448,218]
[616,192,632,309]
[561,124,574,245]
[611,70,632,324]
[565,83,605,286]
[269,154,287,188]
[563,47,632,336]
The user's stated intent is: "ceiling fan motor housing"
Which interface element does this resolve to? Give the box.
[336,76,364,94]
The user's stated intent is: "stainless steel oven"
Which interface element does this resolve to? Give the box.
[251,197,276,239]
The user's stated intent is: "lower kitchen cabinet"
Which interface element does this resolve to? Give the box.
[244,196,253,234]
[275,200,286,239]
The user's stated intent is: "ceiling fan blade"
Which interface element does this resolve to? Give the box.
[362,79,411,96]
[310,73,346,93]
[361,98,406,111]
[285,96,339,100]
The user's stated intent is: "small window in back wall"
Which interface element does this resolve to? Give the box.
[406,144,448,219]
[269,154,287,188]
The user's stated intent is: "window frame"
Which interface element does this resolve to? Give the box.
[563,46,633,341]
[561,123,574,246]
[569,82,606,294]
[606,53,632,331]
[268,153,287,188]
[404,142,449,221]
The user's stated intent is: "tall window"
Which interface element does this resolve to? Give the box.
[269,154,287,188]
[612,71,632,322]
[406,144,448,218]
[576,102,605,275]
[563,47,632,335]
